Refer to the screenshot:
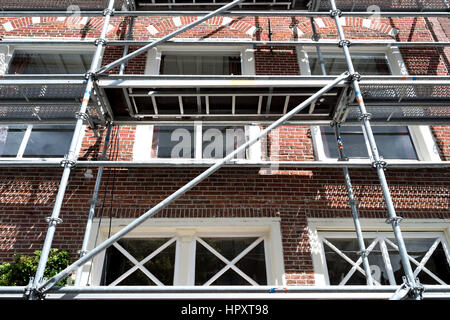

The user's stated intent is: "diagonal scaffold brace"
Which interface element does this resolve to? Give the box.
[36,73,350,294]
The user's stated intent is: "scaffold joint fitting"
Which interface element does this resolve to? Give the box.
[385,216,404,225]
[330,9,342,17]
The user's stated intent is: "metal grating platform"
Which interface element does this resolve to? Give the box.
[316,0,450,11]
[99,77,344,122]
[0,83,104,123]
[0,0,126,10]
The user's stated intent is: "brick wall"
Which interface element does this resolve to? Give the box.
[0,167,448,285]
[0,12,449,287]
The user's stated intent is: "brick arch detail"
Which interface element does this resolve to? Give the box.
[145,17,257,36]
[1,16,110,35]
[294,17,398,38]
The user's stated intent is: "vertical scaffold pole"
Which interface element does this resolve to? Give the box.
[328,0,422,299]
[29,0,116,300]
[332,122,374,286]
[74,124,113,286]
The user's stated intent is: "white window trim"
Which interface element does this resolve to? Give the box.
[144,44,255,76]
[297,45,441,162]
[0,124,86,161]
[134,45,260,163]
[133,123,261,162]
[307,217,450,286]
[0,44,94,161]
[81,217,286,287]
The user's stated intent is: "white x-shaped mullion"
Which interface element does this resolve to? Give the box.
[109,239,176,286]
[196,237,264,286]
[384,238,446,285]
[412,238,441,278]
[322,238,381,286]
[339,238,381,285]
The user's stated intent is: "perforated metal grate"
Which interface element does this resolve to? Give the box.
[317,0,450,11]
[0,0,126,10]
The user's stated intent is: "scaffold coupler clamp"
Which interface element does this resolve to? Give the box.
[24,277,45,300]
[77,249,89,257]
[84,71,97,81]
[103,8,115,16]
[94,38,108,47]
[372,159,387,170]
[45,217,63,225]
[357,113,372,121]
[348,199,359,207]
[392,277,424,300]
[339,39,351,47]
[330,9,342,17]
[385,216,403,226]
[349,72,361,81]
[61,154,77,168]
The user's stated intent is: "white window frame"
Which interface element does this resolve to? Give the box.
[0,44,95,161]
[145,44,255,76]
[133,123,261,162]
[296,45,441,162]
[307,218,450,286]
[81,218,286,287]
[134,45,260,162]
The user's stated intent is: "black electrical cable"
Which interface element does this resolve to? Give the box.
[86,124,121,285]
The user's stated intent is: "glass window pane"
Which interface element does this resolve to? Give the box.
[320,126,418,160]
[202,126,246,159]
[195,237,267,285]
[23,126,74,158]
[8,52,92,74]
[195,241,226,285]
[309,55,391,76]
[422,243,450,285]
[235,241,267,285]
[152,126,195,159]
[387,238,444,285]
[0,125,27,157]
[160,53,242,75]
[324,238,380,285]
[101,238,175,286]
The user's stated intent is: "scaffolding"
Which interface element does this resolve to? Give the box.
[0,0,449,300]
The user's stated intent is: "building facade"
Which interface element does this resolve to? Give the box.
[0,0,449,299]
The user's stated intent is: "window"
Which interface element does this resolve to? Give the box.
[145,45,255,76]
[0,125,75,159]
[160,52,242,75]
[308,219,450,286]
[83,218,285,286]
[320,126,418,160]
[7,51,91,74]
[308,53,391,76]
[133,46,260,163]
[297,46,441,162]
[150,124,248,160]
[0,47,93,160]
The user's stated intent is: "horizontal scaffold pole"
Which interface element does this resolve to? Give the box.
[2,39,450,47]
[36,73,349,294]
[0,160,449,168]
[0,11,448,17]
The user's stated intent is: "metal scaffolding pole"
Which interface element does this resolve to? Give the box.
[332,122,374,286]
[74,125,113,286]
[27,0,116,300]
[35,73,349,294]
[0,11,448,18]
[328,0,423,300]
[95,0,246,76]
